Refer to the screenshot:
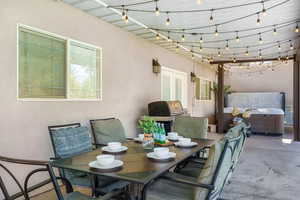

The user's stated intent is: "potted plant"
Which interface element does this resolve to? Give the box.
[138,116,156,149]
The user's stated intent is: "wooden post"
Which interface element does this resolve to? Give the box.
[217,64,224,133]
[294,54,300,141]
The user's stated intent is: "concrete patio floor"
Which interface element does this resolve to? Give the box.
[221,133,300,200]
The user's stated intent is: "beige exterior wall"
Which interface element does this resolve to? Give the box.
[224,61,293,106]
[0,0,215,193]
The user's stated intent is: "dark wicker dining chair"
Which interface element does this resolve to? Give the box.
[0,155,122,200]
[48,123,128,196]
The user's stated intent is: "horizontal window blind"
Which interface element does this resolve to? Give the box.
[19,28,66,98]
[68,41,101,99]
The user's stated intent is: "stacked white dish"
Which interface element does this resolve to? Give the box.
[133,134,144,142]
[167,132,183,141]
[102,142,128,153]
[175,138,197,148]
[89,155,123,169]
[147,147,176,160]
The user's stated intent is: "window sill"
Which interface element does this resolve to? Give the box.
[195,99,213,102]
[17,98,102,102]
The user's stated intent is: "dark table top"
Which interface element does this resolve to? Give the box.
[51,139,216,185]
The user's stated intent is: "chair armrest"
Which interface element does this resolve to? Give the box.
[161,172,214,190]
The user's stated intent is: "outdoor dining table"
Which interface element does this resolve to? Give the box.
[51,138,216,199]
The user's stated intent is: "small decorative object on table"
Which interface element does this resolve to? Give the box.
[231,107,252,137]
[138,116,156,149]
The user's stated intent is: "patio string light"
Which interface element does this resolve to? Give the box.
[107,0,298,61]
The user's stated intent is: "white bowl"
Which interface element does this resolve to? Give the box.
[138,134,144,140]
[168,132,178,139]
[108,142,122,150]
[154,147,169,158]
[96,155,115,166]
[179,138,191,145]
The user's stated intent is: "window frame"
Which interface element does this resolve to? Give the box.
[195,77,212,102]
[161,66,188,108]
[17,24,102,102]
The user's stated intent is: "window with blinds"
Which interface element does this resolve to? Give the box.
[161,67,187,108]
[195,78,212,101]
[18,26,101,100]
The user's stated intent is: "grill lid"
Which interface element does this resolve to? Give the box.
[148,101,184,116]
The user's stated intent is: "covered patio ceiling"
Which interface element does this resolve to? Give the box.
[62,0,300,63]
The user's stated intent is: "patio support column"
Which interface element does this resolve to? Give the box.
[217,64,225,133]
[294,52,300,141]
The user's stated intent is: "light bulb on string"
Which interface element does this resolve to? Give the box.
[156,33,160,40]
[235,31,240,42]
[258,33,263,44]
[200,35,203,43]
[167,31,171,42]
[214,25,219,36]
[209,9,214,22]
[166,12,170,26]
[256,13,261,25]
[218,48,221,57]
[199,45,203,52]
[261,1,267,16]
[225,40,229,50]
[273,25,277,35]
[176,42,179,52]
[278,55,281,61]
[278,41,281,50]
[259,49,262,59]
[181,30,185,41]
[290,40,294,50]
[295,23,299,33]
[197,0,202,4]
[124,11,129,24]
[121,5,126,20]
[245,46,249,56]
[155,0,160,16]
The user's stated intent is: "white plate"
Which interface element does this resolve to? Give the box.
[102,146,128,153]
[147,152,176,160]
[167,135,183,140]
[89,160,124,169]
[174,142,198,147]
[133,138,143,142]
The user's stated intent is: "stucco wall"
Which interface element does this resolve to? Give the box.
[0,0,215,194]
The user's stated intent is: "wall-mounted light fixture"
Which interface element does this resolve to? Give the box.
[152,59,161,74]
[190,72,197,82]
